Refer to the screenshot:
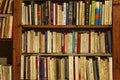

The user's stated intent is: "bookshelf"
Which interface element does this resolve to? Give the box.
[12,0,120,80]
[0,0,13,80]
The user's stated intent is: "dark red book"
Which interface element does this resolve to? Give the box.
[62,32,66,54]
[77,33,81,53]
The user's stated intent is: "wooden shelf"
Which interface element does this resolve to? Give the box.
[23,0,71,1]
[0,14,12,17]
[0,38,13,42]
[22,25,112,29]
[22,53,112,57]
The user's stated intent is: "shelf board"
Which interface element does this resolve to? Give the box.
[23,0,71,1]
[22,53,112,57]
[0,14,12,17]
[0,38,13,42]
[22,25,112,29]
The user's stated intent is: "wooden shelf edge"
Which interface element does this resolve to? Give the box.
[22,25,112,29]
[22,53,112,57]
[0,14,13,17]
[0,38,13,42]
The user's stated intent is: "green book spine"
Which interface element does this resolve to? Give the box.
[91,0,96,25]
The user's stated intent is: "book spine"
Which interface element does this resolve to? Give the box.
[72,31,75,53]
[31,0,35,25]
[37,5,42,25]
[45,1,49,25]
[95,2,100,25]
[99,2,102,25]
[50,2,53,25]
[68,1,73,25]
[66,3,69,25]
[107,30,112,53]
[91,0,96,25]
[72,1,76,25]
[85,0,90,25]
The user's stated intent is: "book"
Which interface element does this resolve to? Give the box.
[0,65,12,80]
[85,0,90,25]
[91,0,96,25]
[69,56,74,80]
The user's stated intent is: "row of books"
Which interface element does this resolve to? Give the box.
[20,56,113,80]
[22,30,112,54]
[0,16,13,38]
[0,64,12,80]
[22,0,112,25]
[0,0,13,14]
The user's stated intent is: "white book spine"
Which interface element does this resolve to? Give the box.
[80,32,84,53]
[22,3,25,25]
[89,4,91,25]
[25,6,28,25]
[109,57,113,80]
[20,55,24,80]
[27,31,30,53]
[57,4,60,25]
[79,1,83,25]
[105,1,109,25]
[75,56,79,80]
[82,3,85,25]
[53,32,56,53]
[108,0,112,25]
[22,33,25,53]
[76,2,79,25]
[85,32,89,53]
[8,16,13,38]
[34,4,38,25]
[90,31,95,53]
[102,4,105,25]
[69,56,74,80]
[63,3,66,25]
[28,5,32,25]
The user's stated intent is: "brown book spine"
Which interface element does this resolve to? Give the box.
[85,0,90,25]
[68,1,73,25]
[37,5,42,25]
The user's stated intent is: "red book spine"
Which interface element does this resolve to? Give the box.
[36,56,38,80]
[62,32,66,54]
[37,5,42,25]
[77,33,81,53]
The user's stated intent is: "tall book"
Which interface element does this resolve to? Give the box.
[91,0,96,25]
[69,56,74,80]
[109,57,113,80]
[95,1,100,25]
[85,0,90,25]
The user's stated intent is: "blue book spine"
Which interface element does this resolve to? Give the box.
[41,57,44,80]
[107,30,112,53]
[99,2,102,25]
[72,31,75,53]
[95,7,99,25]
